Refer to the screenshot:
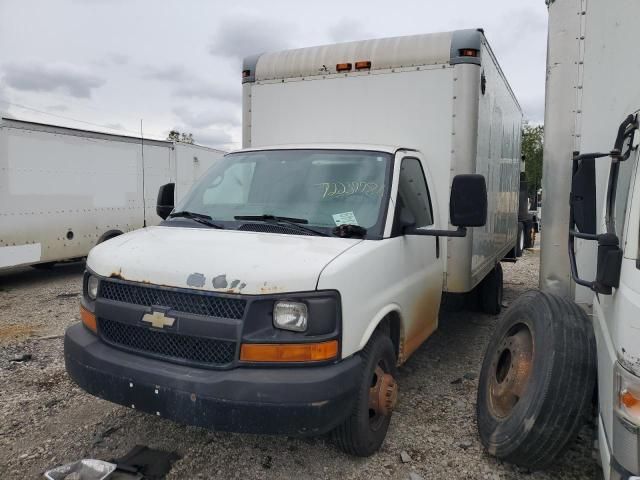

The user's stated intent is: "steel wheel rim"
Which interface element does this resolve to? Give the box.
[488,323,533,418]
[368,361,397,431]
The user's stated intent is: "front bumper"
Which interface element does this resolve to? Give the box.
[65,323,361,436]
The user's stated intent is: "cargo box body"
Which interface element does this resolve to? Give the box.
[242,30,523,292]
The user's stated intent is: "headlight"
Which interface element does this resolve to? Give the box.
[273,301,308,332]
[87,275,99,300]
[615,362,640,427]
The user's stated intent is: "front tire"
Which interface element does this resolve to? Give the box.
[333,332,398,456]
[476,290,596,470]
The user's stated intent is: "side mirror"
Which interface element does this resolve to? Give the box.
[594,233,623,294]
[450,174,487,227]
[570,158,597,235]
[156,182,175,220]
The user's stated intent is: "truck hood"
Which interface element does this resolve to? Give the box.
[87,226,361,294]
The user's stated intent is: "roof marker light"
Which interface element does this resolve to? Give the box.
[459,49,479,58]
[355,60,372,70]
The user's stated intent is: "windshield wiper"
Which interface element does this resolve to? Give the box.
[234,214,329,237]
[168,211,224,229]
[333,224,367,238]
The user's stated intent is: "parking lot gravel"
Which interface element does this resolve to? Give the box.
[0,249,598,479]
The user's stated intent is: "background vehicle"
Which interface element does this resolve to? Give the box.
[65,28,522,456]
[0,117,224,271]
[476,1,640,478]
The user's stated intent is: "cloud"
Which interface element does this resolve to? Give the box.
[173,105,240,129]
[47,104,69,112]
[327,19,373,43]
[520,95,545,124]
[104,122,125,131]
[172,80,239,104]
[108,53,129,66]
[143,65,187,82]
[2,62,105,98]
[208,16,294,60]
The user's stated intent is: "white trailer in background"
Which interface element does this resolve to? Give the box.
[477,2,640,479]
[0,118,224,271]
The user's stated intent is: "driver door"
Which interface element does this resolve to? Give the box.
[393,154,444,358]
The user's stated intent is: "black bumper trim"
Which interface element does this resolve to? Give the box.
[64,323,361,435]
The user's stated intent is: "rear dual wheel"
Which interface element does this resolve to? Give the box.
[334,332,398,456]
[480,263,503,315]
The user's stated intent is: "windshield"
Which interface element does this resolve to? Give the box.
[172,149,392,237]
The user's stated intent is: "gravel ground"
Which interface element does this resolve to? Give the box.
[0,249,599,479]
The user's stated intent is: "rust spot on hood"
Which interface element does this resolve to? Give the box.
[110,268,124,280]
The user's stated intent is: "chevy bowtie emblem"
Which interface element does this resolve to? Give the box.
[142,311,175,329]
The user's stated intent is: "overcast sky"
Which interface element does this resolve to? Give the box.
[0,0,548,150]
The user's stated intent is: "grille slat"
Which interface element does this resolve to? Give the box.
[98,318,235,366]
[100,281,246,319]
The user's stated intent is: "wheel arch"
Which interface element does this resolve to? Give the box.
[356,304,405,364]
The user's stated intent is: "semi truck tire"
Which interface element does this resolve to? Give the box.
[476,290,596,470]
[334,332,398,456]
[480,263,503,315]
[516,222,525,257]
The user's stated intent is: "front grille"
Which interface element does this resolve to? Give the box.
[100,281,246,319]
[98,318,236,367]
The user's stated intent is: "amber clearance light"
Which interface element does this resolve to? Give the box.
[459,48,479,58]
[240,340,338,363]
[336,63,352,72]
[80,305,97,333]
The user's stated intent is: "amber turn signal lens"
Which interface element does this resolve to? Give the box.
[354,60,371,70]
[622,390,639,408]
[336,63,352,72]
[459,48,479,57]
[240,340,338,362]
[80,305,97,333]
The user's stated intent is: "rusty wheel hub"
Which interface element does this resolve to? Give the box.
[488,324,533,418]
[369,365,398,418]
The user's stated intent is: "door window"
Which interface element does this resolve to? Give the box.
[613,149,638,239]
[397,157,433,227]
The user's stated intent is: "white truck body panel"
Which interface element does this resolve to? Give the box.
[0,118,224,270]
[544,1,640,476]
[88,225,361,295]
[244,30,522,293]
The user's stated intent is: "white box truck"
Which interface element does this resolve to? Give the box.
[476,2,640,479]
[64,29,522,455]
[0,117,224,271]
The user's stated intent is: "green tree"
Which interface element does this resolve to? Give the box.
[522,124,544,199]
[167,130,194,144]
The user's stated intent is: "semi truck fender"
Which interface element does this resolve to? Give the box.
[355,304,404,364]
